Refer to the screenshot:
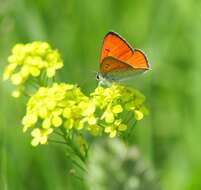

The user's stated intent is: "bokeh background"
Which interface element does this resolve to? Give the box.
[1,0,201,189]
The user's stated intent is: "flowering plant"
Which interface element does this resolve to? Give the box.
[2,42,148,172]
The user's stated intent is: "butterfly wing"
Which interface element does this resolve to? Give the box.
[99,32,150,76]
[99,32,133,64]
[100,56,146,81]
[126,49,149,70]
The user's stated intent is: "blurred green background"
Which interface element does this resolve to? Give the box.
[1,0,201,189]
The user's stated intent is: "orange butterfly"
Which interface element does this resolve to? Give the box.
[96,32,150,84]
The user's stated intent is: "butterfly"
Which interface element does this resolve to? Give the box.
[96,32,150,85]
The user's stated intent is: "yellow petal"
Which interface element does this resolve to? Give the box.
[46,128,53,134]
[2,70,11,80]
[31,138,40,146]
[20,65,30,78]
[64,119,74,129]
[109,130,117,138]
[31,128,41,137]
[104,126,112,133]
[38,107,48,118]
[23,125,30,133]
[76,120,84,130]
[46,67,55,78]
[40,136,48,144]
[46,100,56,110]
[12,90,21,98]
[30,67,40,77]
[42,118,51,129]
[63,108,71,118]
[87,115,97,125]
[83,104,96,116]
[54,62,63,69]
[22,114,38,126]
[52,116,62,127]
[112,105,123,114]
[105,112,114,123]
[11,73,23,85]
[118,124,127,131]
[134,110,144,121]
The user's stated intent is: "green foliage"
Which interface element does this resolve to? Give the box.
[1,0,201,190]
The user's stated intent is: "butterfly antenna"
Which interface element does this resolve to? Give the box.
[89,70,97,76]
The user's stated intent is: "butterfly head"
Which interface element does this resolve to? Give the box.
[96,71,102,81]
[96,72,112,86]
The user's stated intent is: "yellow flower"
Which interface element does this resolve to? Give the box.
[101,107,115,124]
[46,67,56,78]
[2,70,11,81]
[112,105,123,114]
[134,110,144,120]
[82,103,96,116]
[46,100,56,110]
[20,65,30,77]
[88,125,102,136]
[11,73,23,85]
[64,119,74,129]
[52,116,62,127]
[87,115,97,125]
[38,107,48,118]
[22,114,38,131]
[29,66,40,77]
[63,107,72,118]
[42,118,51,129]
[105,120,127,138]
[12,90,21,98]
[31,128,53,146]
[105,127,117,138]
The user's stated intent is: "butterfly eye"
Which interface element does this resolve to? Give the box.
[96,72,100,80]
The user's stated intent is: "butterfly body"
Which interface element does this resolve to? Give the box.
[97,32,150,85]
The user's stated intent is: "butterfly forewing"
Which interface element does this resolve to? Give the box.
[127,49,149,69]
[100,32,133,64]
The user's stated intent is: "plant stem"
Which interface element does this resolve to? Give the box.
[49,139,67,145]
[59,128,86,163]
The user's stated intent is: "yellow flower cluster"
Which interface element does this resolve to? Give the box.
[91,84,147,137]
[22,83,88,146]
[22,83,147,146]
[2,42,63,97]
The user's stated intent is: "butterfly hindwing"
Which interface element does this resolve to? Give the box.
[100,57,147,81]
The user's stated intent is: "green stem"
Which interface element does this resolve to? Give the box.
[59,128,86,163]
[29,78,40,89]
[53,130,64,137]
[21,90,31,97]
[68,156,88,173]
[49,138,87,172]
[49,139,67,145]
[127,120,137,143]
